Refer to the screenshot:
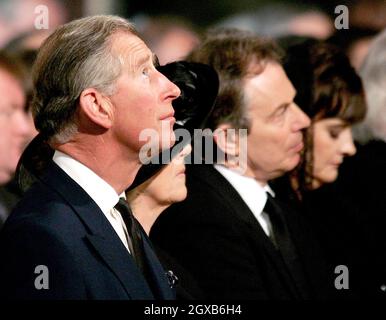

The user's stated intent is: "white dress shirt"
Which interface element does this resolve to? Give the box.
[214,164,275,237]
[53,150,130,252]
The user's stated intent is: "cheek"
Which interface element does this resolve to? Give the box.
[170,178,187,202]
[132,97,156,123]
[147,180,169,203]
[314,165,339,184]
[313,135,333,167]
[312,135,338,181]
[151,167,176,200]
[270,133,291,162]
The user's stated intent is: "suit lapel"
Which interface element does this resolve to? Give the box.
[40,162,155,299]
[85,234,153,299]
[141,235,176,300]
[192,165,301,298]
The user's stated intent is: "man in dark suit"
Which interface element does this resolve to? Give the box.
[151,30,333,299]
[0,15,181,299]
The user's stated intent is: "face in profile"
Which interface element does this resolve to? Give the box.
[0,69,29,184]
[312,118,356,188]
[243,61,310,182]
[139,143,192,206]
[108,33,181,154]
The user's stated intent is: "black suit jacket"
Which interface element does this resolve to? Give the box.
[0,162,175,300]
[151,164,332,300]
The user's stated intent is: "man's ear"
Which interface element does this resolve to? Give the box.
[213,123,240,157]
[78,88,113,129]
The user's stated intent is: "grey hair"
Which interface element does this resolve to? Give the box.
[354,28,386,144]
[31,15,138,144]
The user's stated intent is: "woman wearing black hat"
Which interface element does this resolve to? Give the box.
[127,143,191,235]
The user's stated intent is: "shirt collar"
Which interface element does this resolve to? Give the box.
[53,150,124,214]
[214,164,275,216]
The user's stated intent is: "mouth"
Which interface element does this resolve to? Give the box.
[160,111,175,122]
[331,162,342,167]
[291,141,304,153]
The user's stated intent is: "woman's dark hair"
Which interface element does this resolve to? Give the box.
[15,133,54,193]
[283,39,366,197]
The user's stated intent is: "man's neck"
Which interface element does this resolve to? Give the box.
[220,162,268,187]
[57,140,141,195]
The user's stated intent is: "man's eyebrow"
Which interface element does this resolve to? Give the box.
[274,102,290,111]
[153,54,160,67]
[271,89,296,113]
[135,53,153,68]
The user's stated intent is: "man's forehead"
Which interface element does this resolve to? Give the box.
[244,62,295,112]
[245,63,294,96]
[111,33,153,64]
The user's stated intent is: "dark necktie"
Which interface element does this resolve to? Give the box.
[114,198,147,274]
[263,193,310,299]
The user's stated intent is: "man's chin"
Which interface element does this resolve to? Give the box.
[286,153,301,170]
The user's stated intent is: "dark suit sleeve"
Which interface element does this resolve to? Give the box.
[0,221,87,300]
[151,191,269,300]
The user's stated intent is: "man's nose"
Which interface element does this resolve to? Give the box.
[159,72,181,102]
[292,103,311,131]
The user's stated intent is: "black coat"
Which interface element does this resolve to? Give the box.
[0,162,175,300]
[332,140,386,297]
[151,164,332,300]
[336,140,386,253]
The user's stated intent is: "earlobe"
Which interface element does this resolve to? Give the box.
[79,89,113,129]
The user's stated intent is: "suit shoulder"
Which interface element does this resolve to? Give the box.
[4,181,83,239]
[152,165,248,239]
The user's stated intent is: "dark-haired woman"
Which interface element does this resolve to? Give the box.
[273,39,383,299]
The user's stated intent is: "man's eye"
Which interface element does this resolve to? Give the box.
[142,68,150,77]
[275,105,289,117]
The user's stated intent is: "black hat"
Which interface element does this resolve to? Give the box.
[127,61,219,191]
